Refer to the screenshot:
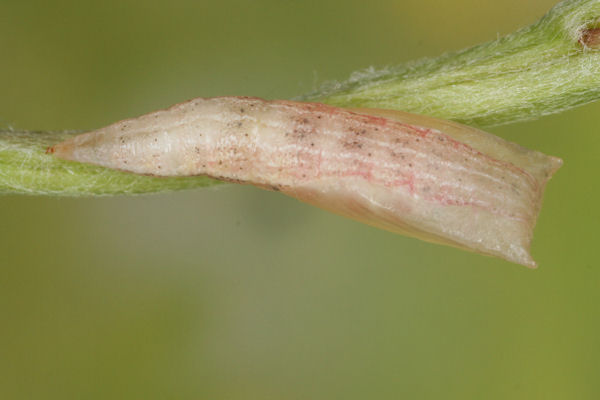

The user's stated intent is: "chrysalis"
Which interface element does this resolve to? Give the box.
[49,97,562,267]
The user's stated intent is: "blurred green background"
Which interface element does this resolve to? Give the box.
[1,0,598,398]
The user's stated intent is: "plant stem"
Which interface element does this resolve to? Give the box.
[305,0,600,127]
[2,0,600,196]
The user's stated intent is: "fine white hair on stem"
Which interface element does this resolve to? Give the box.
[303,0,600,127]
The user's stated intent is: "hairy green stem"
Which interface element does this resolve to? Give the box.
[2,0,599,196]
[306,0,600,127]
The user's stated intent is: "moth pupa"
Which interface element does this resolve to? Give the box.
[49,97,562,267]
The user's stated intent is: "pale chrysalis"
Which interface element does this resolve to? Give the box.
[49,97,562,267]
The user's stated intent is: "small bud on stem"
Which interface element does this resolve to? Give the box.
[580,27,600,48]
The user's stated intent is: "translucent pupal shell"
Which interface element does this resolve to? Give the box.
[50,97,562,267]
